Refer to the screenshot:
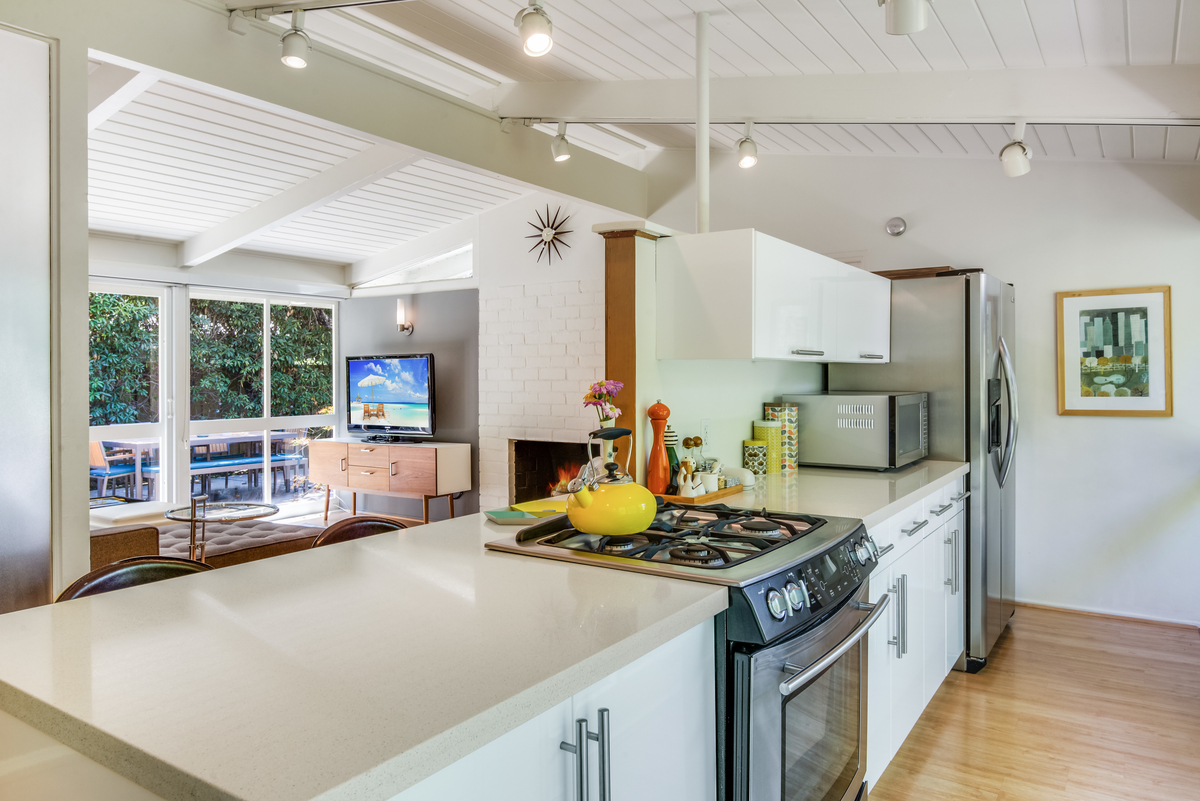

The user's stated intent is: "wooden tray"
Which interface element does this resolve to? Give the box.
[656,485,743,505]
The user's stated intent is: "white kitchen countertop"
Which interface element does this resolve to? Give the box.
[721,460,970,530]
[0,515,728,801]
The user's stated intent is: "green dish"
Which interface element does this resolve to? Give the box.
[484,509,539,525]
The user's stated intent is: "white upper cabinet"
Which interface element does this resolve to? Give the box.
[656,229,890,363]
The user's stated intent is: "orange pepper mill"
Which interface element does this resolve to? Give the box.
[647,400,671,495]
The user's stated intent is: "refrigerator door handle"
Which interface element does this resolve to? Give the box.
[995,335,1019,488]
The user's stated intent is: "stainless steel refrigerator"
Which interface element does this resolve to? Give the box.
[829,271,1017,671]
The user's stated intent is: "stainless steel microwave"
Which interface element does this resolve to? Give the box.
[783,391,929,470]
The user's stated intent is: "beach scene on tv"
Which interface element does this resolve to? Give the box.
[348,357,431,429]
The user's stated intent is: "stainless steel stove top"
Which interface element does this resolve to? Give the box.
[484,503,869,588]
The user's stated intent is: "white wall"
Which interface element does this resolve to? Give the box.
[646,150,1200,626]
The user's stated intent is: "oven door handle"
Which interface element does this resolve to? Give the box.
[778,594,890,697]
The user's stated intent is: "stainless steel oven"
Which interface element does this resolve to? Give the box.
[729,583,889,801]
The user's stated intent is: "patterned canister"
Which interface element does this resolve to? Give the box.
[764,402,799,470]
[743,440,768,475]
[752,420,782,474]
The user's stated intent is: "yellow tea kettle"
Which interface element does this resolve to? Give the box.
[566,427,657,537]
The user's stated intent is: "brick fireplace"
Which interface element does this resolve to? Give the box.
[509,439,590,505]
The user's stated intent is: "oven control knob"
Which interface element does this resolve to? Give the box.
[854,541,872,566]
[783,581,806,611]
[863,534,881,561]
[765,589,788,621]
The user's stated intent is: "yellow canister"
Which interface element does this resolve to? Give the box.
[753,420,782,474]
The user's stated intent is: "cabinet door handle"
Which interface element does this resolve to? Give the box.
[951,490,971,502]
[930,503,954,517]
[888,580,902,659]
[596,708,611,801]
[900,574,909,656]
[901,520,928,537]
[876,543,895,559]
[860,353,885,360]
[340,457,347,472]
[791,349,825,356]
[945,536,954,588]
[952,528,961,595]
[390,462,397,477]
[560,718,591,801]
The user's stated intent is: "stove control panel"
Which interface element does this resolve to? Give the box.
[728,524,875,644]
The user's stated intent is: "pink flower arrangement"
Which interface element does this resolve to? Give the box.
[583,379,624,422]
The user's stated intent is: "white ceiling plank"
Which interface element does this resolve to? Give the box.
[838,0,932,71]
[609,0,742,77]
[642,0,773,77]
[944,124,994,156]
[1065,125,1105,159]
[351,216,480,285]
[89,129,313,186]
[863,124,920,154]
[87,63,158,132]
[178,144,419,267]
[87,153,284,200]
[974,0,1045,68]
[694,2,813,76]
[552,0,692,79]
[1098,125,1135,159]
[840,123,899,153]
[889,124,947,155]
[814,124,875,153]
[1029,124,1075,158]
[88,171,258,214]
[754,0,864,74]
[1022,124,1049,157]
[1132,125,1168,159]
[792,0,898,73]
[1164,125,1200,159]
[1023,0,1087,67]
[794,125,852,152]
[1127,0,1180,65]
[762,125,828,153]
[1074,0,1128,66]
[1177,0,1200,61]
[930,1,1005,69]
[918,124,969,155]
[906,11,970,70]
[973,123,1012,153]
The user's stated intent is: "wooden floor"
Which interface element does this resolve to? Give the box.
[871,606,1200,801]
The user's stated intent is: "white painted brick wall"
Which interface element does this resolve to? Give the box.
[478,277,605,509]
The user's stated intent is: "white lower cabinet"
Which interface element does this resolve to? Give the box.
[392,619,716,801]
[865,475,968,793]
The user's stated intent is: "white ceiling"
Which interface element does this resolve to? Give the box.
[88,62,532,268]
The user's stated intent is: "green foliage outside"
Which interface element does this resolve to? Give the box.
[89,294,334,427]
[89,293,159,426]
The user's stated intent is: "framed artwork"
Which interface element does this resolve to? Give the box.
[1056,286,1172,417]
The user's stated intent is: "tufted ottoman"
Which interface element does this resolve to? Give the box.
[158,520,321,568]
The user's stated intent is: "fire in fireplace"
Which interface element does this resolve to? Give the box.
[510,439,590,505]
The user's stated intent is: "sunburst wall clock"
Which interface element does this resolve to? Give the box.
[526,205,573,265]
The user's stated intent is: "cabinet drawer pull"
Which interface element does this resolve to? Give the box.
[360,471,374,476]
[390,462,397,477]
[340,458,347,472]
[951,490,971,502]
[860,353,885,360]
[360,447,375,452]
[901,520,928,537]
[930,503,954,517]
[791,349,825,356]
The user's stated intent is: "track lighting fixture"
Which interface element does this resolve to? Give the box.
[514,2,554,57]
[999,121,1031,178]
[878,0,930,35]
[736,122,758,168]
[280,10,311,69]
[551,122,571,162]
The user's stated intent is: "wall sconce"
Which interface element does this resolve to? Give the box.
[396,297,414,336]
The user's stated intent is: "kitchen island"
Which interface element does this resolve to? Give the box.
[0,460,967,801]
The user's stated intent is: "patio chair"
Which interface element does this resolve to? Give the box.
[55,556,212,602]
[311,515,406,548]
[89,441,136,497]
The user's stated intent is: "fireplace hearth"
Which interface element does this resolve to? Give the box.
[510,440,590,505]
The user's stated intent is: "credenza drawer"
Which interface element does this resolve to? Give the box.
[349,467,390,493]
[348,444,389,468]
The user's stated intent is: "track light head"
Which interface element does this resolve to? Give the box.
[514,3,554,57]
[999,140,1031,178]
[878,0,930,35]
[280,10,311,68]
[736,122,758,168]
[551,122,571,162]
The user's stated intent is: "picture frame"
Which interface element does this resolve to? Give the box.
[1056,286,1172,417]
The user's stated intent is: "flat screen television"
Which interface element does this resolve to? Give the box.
[346,353,435,439]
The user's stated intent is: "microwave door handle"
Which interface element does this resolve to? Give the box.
[778,594,890,696]
[996,335,1019,488]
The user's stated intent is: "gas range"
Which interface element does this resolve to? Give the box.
[485,502,881,645]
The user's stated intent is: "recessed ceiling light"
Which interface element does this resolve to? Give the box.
[551,122,571,162]
[280,10,311,68]
[879,0,930,36]
[514,2,554,57]
[736,122,758,168]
